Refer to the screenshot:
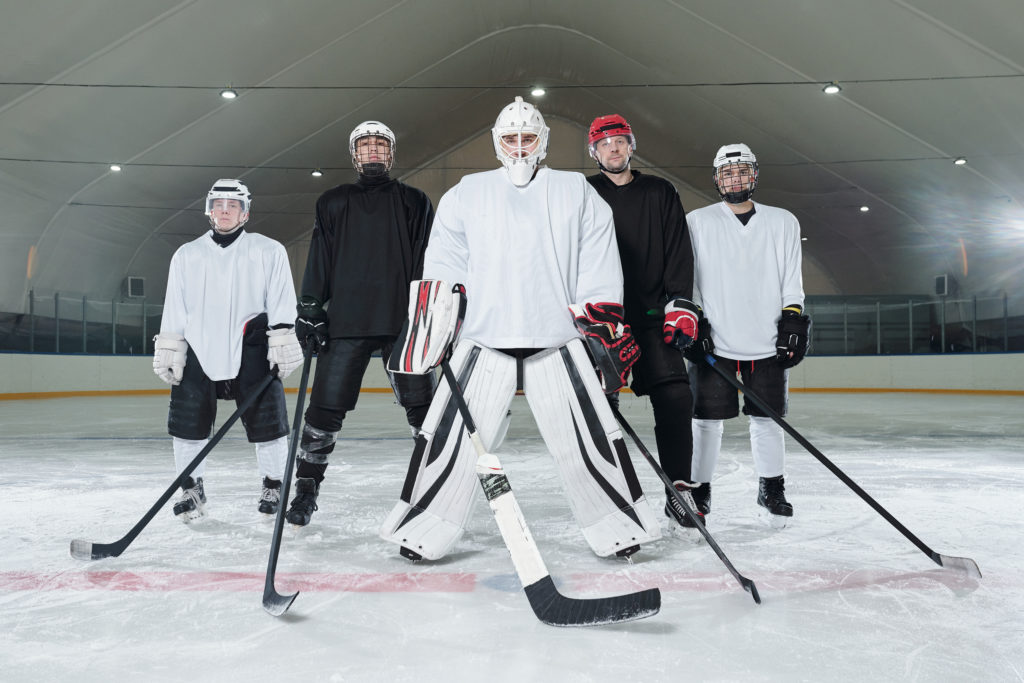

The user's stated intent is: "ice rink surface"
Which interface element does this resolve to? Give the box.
[1,390,1021,682]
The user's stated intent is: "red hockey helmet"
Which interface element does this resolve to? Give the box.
[587,115,636,154]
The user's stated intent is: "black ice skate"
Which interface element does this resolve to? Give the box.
[665,480,704,529]
[692,482,712,518]
[172,476,206,524]
[259,477,282,515]
[285,477,319,526]
[757,475,793,527]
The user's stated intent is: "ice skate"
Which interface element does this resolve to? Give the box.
[286,477,319,527]
[172,476,206,524]
[258,477,282,515]
[757,475,792,528]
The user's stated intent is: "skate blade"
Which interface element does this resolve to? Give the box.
[177,508,208,525]
[670,524,705,543]
[757,507,790,529]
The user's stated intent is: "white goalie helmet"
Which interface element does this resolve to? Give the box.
[713,143,759,204]
[492,96,550,186]
[349,120,396,177]
[205,179,251,227]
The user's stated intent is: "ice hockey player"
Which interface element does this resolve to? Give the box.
[686,144,811,527]
[153,179,302,524]
[585,114,703,531]
[286,121,436,527]
[380,96,661,562]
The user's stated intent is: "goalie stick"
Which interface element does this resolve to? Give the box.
[703,353,982,579]
[440,358,661,626]
[611,406,761,604]
[70,373,276,561]
[263,349,313,616]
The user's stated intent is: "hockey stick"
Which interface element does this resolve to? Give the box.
[702,353,982,578]
[440,358,661,626]
[263,349,313,616]
[70,373,276,561]
[611,407,762,604]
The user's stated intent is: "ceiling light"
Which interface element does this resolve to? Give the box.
[531,87,546,97]
[109,164,122,172]
[822,82,842,95]
[311,168,323,177]
[801,237,808,241]
[220,88,238,99]
[860,205,869,212]
[953,157,967,166]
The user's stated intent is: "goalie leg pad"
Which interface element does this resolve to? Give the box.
[173,437,210,481]
[523,339,661,557]
[254,435,288,480]
[380,341,517,560]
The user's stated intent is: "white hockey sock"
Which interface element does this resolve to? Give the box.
[749,416,785,478]
[255,436,288,481]
[691,419,724,483]
[173,437,210,481]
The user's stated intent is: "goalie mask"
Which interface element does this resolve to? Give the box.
[713,143,759,204]
[350,120,396,178]
[205,179,251,231]
[587,114,636,174]
[492,96,550,187]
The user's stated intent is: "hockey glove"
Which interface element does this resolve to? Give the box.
[776,306,811,368]
[569,302,640,394]
[267,327,303,379]
[295,296,329,354]
[663,298,699,349]
[153,333,187,385]
[388,280,468,374]
[682,308,715,363]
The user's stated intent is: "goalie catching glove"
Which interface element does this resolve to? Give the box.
[388,280,467,374]
[776,305,811,368]
[663,298,699,349]
[569,302,640,393]
[153,333,187,385]
[267,327,303,379]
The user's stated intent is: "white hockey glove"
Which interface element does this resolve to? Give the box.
[153,333,187,385]
[388,280,467,374]
[267,327,303,379]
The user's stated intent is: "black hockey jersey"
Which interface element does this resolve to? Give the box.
[301,176,434,338]
[586,171,694,330]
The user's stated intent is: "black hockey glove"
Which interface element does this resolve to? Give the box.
[570,302,640,394]
[683,307,715,363]
[295,296,329,354]
[775,306,811,368]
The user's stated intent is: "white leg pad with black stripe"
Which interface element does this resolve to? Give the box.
[523,340,662,557]
[379,341,517,560]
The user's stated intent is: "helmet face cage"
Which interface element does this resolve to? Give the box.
[205,179,251,228]
[491,96,550,186]
[349,121,396,177]
[587,115,636,160]
[713,144,758,203]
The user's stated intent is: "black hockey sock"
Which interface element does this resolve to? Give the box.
[295,460,328,484]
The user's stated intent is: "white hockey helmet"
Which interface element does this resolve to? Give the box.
[205,179,251,227]
[349,120,396,177]
[713,143,759,204]
[492,96,550,186]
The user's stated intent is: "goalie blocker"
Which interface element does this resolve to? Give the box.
[568,302,640,393]
[389,280,468,375]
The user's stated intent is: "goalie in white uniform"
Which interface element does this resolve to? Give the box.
[153,180,302,523]
[686,145,811,526]
[380,97,661,561]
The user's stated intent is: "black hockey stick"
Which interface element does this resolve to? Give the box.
[70,373,276,561]
[440,358,661,626]
[702,353,982,578]
[263,349,313,616]
[611,407,762,604]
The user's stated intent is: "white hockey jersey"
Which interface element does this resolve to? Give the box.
[687,201,804,360]
[159,231,297,380]
[423,167,622,349]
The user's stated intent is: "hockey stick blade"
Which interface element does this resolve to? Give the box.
[442,359,661,626]
[703,353,982,579]
[263,350,314,616]
[612,407,761,604]
[70,373,276,561]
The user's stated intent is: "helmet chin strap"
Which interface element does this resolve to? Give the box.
[596,152,631,175]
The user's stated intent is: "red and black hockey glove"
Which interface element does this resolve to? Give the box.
[663,298,699,349]
[295,296,329,354]
[569,302,640,394]
[682,307,715,363]
[776,306,811,368]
